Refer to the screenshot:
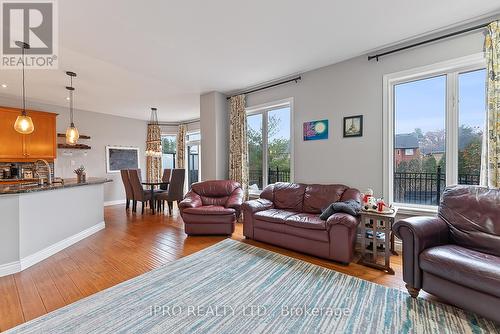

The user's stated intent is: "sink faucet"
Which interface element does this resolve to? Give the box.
[34,159,52,185]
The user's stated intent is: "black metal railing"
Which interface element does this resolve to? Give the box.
[188,170,199,188]
[394,166,480,205]
[458,173,480,185]
[249,167,290,189]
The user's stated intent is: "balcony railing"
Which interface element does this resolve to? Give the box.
[249,167,290,189]
[394,166,480,205]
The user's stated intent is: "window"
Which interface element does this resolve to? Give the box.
[186,131,201,188]
[187,132,201,142]
[161,135,176,169]
[246,99,293,192]
[384,54,486,208]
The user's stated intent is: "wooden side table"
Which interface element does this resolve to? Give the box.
[359,209,398,275]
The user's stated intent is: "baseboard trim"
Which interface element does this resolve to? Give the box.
[0,221,106,277]
[104,200,125,206]
[0,261,21,277]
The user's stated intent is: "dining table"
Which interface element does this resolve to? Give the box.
[141,181,169,214]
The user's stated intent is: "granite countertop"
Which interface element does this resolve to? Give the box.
[0,177,112,195]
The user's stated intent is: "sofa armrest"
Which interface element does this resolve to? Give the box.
[326,213,360,229]
[392,216,450,289]
[226,187,244,218]
[327,213,360,263]
[178,191,203,210]
[241,199,274,239]
[241,198,274,214]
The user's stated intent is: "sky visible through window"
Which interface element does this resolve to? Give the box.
[395,69,486,134]
[247,107,290,139]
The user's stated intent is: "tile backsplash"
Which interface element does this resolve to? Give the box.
[0,162,55,180]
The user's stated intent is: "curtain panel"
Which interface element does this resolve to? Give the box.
[146,123,162,182]
[483,21,500,188]
[176,124,187,169]
[229,94,249,199]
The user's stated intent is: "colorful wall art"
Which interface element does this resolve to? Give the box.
[303,119,329,141]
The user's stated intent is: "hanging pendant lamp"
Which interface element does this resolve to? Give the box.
[145,107,162,158]
[65,71,79,145]
[13,41,35,134]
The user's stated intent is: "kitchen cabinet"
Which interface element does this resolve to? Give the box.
[0,107,57,162]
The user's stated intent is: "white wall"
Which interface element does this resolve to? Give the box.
[244,31,485,196]
[200,91,228,180]
[0,96,147,203]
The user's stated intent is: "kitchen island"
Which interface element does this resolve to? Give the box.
[0,178,112,277]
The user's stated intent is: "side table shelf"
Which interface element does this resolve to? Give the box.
[358,209,398,275]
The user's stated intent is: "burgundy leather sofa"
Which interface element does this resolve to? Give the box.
[179,180,243,235]
[242,182,362,264]
[393,185,500,323]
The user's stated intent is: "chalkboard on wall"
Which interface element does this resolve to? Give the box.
[106,146,140,173]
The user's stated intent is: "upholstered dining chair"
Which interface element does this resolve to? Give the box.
[120,169,134,210]
[128,169,152,214]
[160,169,172,191]
[156,169,185,215]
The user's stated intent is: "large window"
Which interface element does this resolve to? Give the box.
[385,55,486,208]
[161,135,177,169]
[247,99,292,192]
[186,131,201,188]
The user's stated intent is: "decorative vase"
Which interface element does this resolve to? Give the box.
[77,173,86,183]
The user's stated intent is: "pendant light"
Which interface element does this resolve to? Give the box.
[145,107,162,158]
[13,41,35,134]
[65,71,79,145]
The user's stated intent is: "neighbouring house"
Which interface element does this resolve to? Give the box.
[421,147,445,164]
[394,134,420,166]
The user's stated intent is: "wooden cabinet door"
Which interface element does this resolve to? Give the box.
[0,108,26,161]
[24,111,57,160]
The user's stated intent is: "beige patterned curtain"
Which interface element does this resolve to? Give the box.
[229,94,249,199]
[482,21,500,188]
[146,123,162,182]
[176,124,187,169]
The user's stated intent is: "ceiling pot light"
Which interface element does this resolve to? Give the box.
[1,84,7,88]
[65,71,79,145]
[13,41,34,135]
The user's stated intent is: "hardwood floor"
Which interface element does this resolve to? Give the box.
[0,204,432,331]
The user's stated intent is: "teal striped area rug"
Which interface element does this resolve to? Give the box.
[6,239,499,334]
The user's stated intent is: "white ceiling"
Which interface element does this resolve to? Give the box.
[0,0,499,121]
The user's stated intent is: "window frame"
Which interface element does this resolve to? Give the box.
[245,98,294,193]
[383,53,486,212]
[404,149,414,156]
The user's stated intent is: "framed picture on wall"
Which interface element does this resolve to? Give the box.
[343,115,363,138]
[303,119,329,141]
[105,146,140,173]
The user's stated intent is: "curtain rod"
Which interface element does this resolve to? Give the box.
[368,22,490,61]
[226,76,302,100]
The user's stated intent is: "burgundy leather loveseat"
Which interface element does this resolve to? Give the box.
[242,182,362,264]
[179,180,243,235]
[393,185,500,322]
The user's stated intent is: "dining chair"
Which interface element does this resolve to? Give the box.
[160,169,172,191]
[156,169,185,215]
[128,169,152,214]
[120,169,133,210]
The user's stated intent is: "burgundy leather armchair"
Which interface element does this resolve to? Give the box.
[242,182,361,264]
[393,185,500,323]
[179,180,243,235]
